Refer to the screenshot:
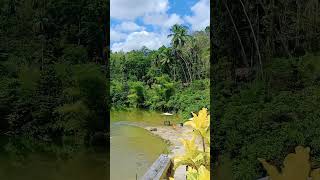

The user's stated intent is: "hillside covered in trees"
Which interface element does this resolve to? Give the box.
[212,0,320,179]
[110,25,210,120]
[0,0,107,145]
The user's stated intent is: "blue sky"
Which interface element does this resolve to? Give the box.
[110,0,210,52]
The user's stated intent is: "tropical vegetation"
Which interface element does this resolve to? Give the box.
[212,0,320,179]
[110,25,210,120]
[0,0,107,145]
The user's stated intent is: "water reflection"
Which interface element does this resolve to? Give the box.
[110,109,180,125]
[0,136,107,180]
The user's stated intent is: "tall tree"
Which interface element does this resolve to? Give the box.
[168,24,193,83]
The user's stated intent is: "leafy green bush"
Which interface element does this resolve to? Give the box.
[110,78,210,122]
[214,55,320,179]
[127,81,145,108]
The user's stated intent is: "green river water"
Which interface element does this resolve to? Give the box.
[0,110,232,180]
[110,110,179,180]
[0,110,176,180]
[0,136,107,180]
[110,110,233,180]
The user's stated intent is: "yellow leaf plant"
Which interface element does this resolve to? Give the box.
[258,146,320,180]
[170,108,210,180]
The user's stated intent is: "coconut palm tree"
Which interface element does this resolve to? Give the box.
[168,24,193,83]
[156,46,181,81]
[159,48,171,65]
[168,24,191,48]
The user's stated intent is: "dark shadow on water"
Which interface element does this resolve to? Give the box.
[212,155,234,180]
[0,135,107,180]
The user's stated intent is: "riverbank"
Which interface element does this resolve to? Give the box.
[127,122,202,180]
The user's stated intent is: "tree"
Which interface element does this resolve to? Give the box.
[168,24,193,83]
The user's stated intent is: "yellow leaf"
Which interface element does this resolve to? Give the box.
[173,136,200,169]
[185,165,210,180]
[258,158,281,180]
[185,108,210,138]
[198,165,210,180]
[172,108,211,178]
[259,146,311,180]
[311,168,320,180]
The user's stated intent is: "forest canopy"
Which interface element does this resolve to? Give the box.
[212,0,320,179]
[110,25,210,120]
[0,0,107,145]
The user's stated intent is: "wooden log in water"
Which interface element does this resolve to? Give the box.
[141,154,173,180]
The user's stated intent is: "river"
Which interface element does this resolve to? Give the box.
[110,110,233,180]
[0,110,176,180]
[110,109,179,180]
[0,110,232,180]
[0,136,107,180]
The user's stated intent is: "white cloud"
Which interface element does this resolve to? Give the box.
[110,0,208,52]
[114,21,145,32]
[143,13,184,29]
[185,0,210,31]
[111,0,168,20]
[111,31,171,52]
[110,29,127,42]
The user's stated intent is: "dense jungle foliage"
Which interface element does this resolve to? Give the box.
[0,0,107,145]
[110,25,210,120]
[212,0,320,179]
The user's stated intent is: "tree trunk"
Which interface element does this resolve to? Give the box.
[239,0,264,78]
[271,0,275,55]
[224,0,249,67]
[178,58,188,83]
[295,0,301,49]
[78,17,81,46]
[178,52,193,83]
[173,66,176,81]
[41,40,44,70]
